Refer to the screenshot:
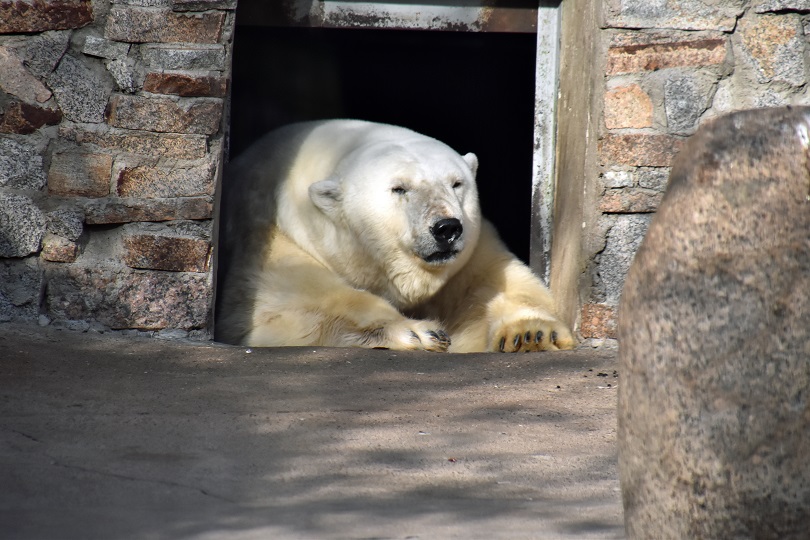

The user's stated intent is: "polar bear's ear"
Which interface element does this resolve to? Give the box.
[309,177,343,217]
[462,152,479,178]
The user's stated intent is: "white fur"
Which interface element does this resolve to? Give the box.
[217,120,573,352]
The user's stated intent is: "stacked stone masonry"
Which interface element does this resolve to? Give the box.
[2,0,809,341]
[0,0,233,336]
[585,0,810,340]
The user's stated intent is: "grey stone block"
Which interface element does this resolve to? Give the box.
[603,170,634,189]
[664,73,715,136]
[82,36,130,60]
[0,193,45,257]
[606,0,743,31]
[755,0,810,13]
[47,54,112,123]
[122,219,211,240]
[105,58,140,93]
[0,257,43,322]
[15,30,70,78]
[636,168,669,192]
[0,137,46,190]
[45,209,84,241]
[619,107,810,538]
[141,44,226,71]
[597,214,651,305]
[112,0,172,7]
[172,0,237,10]
[619,0,668,19]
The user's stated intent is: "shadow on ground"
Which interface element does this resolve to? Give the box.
[0,323,623,539]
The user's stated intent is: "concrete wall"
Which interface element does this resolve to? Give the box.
[0,0,234,337]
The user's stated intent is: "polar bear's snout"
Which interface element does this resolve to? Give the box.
[420,217,464,264]
[431,218,463,250]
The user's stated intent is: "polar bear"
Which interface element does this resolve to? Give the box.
[216,120,574,353]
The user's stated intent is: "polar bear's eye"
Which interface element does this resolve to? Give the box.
[392,186,408,195]
[452,180,463,189]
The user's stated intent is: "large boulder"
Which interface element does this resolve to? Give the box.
[618,106,810,538]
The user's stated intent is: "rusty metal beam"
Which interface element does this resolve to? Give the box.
[237,1,539,33]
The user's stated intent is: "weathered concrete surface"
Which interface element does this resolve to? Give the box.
[0,322,623,539]
[618,106,810,538]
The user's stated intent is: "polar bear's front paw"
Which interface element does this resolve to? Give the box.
[492,317,574,353]
[365,319,451,352]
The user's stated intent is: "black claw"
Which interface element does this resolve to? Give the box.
[551,331,559,345]
[428,330,451,346]
[513,334,522,350]
[525,331,532,344]
[498,336,506,352]
[535,331,543,344]
[410,330,422,344]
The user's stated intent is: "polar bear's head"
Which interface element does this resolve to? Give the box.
[307,135,482,308]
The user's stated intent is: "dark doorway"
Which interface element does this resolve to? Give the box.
[228,25,537,263]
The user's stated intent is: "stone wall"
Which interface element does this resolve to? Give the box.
[0,0,234,337]
[581,0,810,341]
[2,0,808,342]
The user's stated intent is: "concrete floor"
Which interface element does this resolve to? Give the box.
[0,322,624,540]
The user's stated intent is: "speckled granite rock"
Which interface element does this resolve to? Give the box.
[618,106,810,539]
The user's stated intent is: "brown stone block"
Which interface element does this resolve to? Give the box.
[82,197,214,224]
[0,101,62,134]
[106,94,223,135]
[604,84,653,130]
[143,72,227,98]
[599,134,683,167]
[607,32,727,75]
[41,233,79,263]
[59,124,208,160]
[599,188,663,213]
[0,45,52,103]
[124,234,210,272]
[116,161,216,198]
[580,303,617,339]
[104,6,225,44]
[739,14,806,86]
[45,265,212,330]
[0,0,93,33]
[48,151,112,198]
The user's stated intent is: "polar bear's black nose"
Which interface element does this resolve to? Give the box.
[431,218,463,248]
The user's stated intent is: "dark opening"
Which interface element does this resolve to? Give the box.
[228,25,537,263]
